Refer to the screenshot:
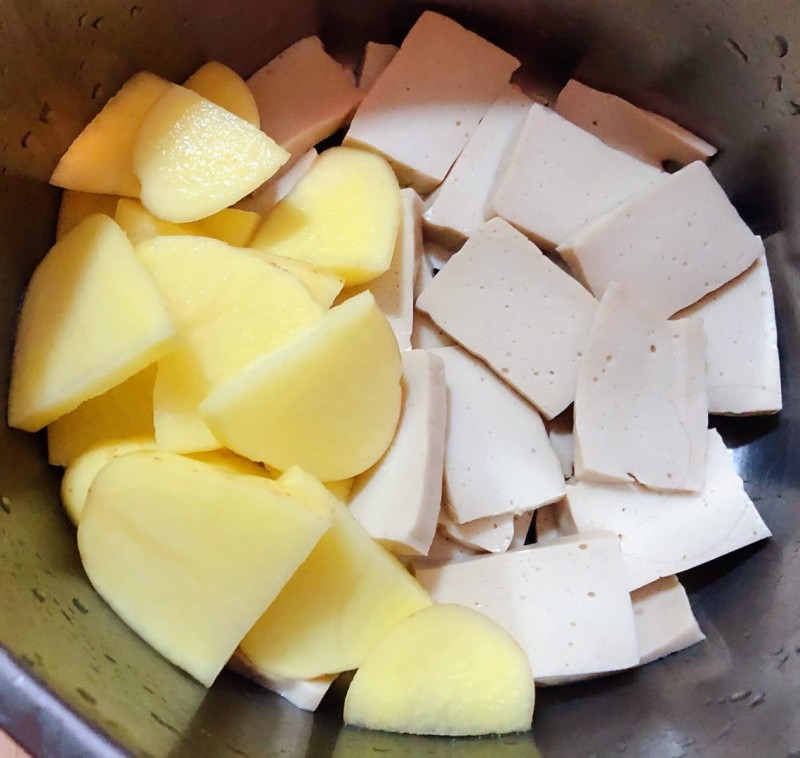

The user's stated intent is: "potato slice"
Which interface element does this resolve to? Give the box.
[138,236,324,385]
[202,291,401,480]
[187,449,268,477]
[250,147,401,285]
[184,61,260,127]
[56,190,119,240]
[62,438,156,525]
[249,250,344,308]
[50,72,170,196]
[115,198,199,246]
[194,208,261,247]
[344,604,535,736]
[47,364,156,466]
[134,86,288,223]
[137,236,324,452]
[8,215,176,432]
[324,478,355,502]
[239,467,431,679]
[78,451,334,686]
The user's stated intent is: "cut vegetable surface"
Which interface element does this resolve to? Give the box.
[674,254,781,415]
[134,85,288,222]
[203,291,402,481]
[418,219,598,419]
[431,346,565,522]
[8,215,176,432]
[237,148,318,217]
[345,11,520,193]
[61,438,156,525]
[416,533,640,683]
[574,282,708,492]
[239,467,432,679]
[349,349,447,555]
[138,235,324,452]
[50,72,170,196]
[184,61,260,126]
[78,452,334,686]
[250,146,401,286]
[488,104,663,249]
[47,364,156,467]
[344,604,534,736]
[56,190,120,240]
[554,80,717,168]
[247,36,363,160]
[558,161,763,317]
[564,430,772,590]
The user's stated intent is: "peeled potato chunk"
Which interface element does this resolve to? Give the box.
[250,250,344,308]
[184,61,260,127]
[47,364,156,466]
[344,604,535,736]
[8,215,176,432]
[250,147,401,285]
[56,190,119,240]
[238,468,431,679]
[50,72,170,196]
[133,85,289,223]
[194,208,261,247]
[202,291,402,481]
[62,438,156,525]
[115,198,199,246]
[78,451,334,686]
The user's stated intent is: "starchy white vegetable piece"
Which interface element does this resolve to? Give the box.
[237,149,318,216]
[232,654,335,712]
[133,86,289,223]
[8,215,177,432]
[418,219,598,419]
[558,161,764,317]
[547,409,575,479]
[347,189,422,351]
[349,350,446,555]
[78,452,334,687]
[487,104,663,249]
[247,37,363,160]
[438,508,516,553]
[239,467,431,679]
[358,42,399,91]
[415,533,639,683]
[674,254,781,415]
[631,576,705,665]
[423,86,532,245]
[47,364,156,466]
[430,346,565,522]
[564,429,772,591]
[575,282,708,492]
[554,80,717,168]
[344,604,535,736]
[344,11,519,193]
[411,254,454,350]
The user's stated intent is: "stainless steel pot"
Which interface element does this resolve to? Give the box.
[0,1,797,755]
